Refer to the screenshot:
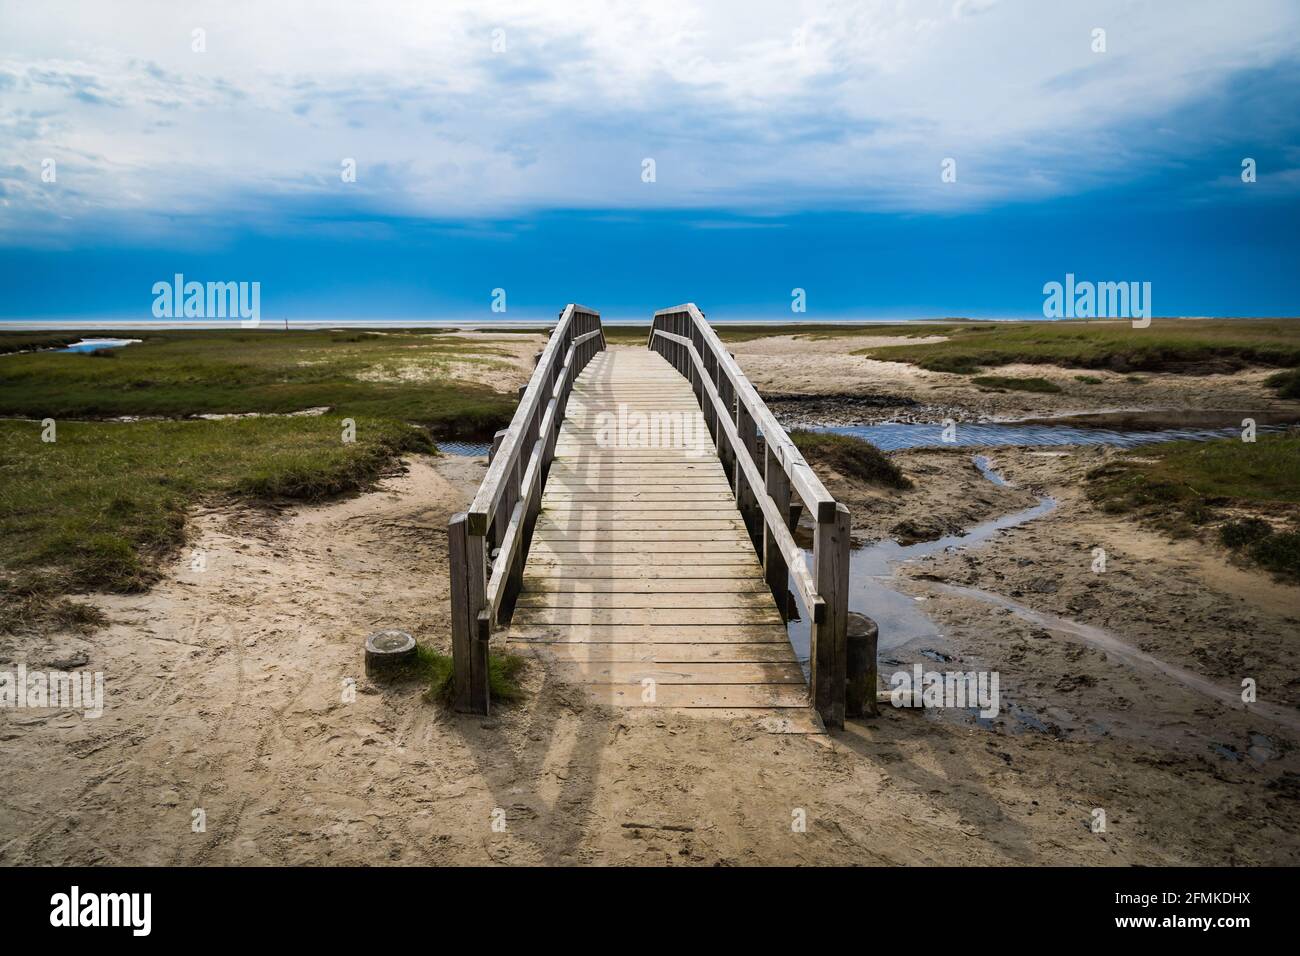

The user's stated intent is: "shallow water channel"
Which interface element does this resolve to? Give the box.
[785,455,1055,665]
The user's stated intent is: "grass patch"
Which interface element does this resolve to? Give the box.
[0,332,83,355]
[1075,375,1104,384]
[1248,532,1300,580]
[389,644,528,706]
[1265,368,1300,399]
[1220,517,1273,548]
[0,576,108,637]
[970,375,1063,393]
[0,416,433,605]
[0,329,517,437]
[790,429,912,489]
[1087,435,1300,578]
[854,319,1300,375]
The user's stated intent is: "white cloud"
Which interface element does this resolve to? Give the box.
[1,0,1297,242]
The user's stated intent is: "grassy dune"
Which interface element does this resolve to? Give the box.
[854,319,1300,374]
[790,429,912,488]
[0,416,432,629]
[0,329,517,436]
[1087,435,1300,579]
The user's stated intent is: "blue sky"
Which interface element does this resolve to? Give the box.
[2,0,1298,322]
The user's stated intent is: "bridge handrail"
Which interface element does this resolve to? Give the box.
[649,303,850,727]
[449,304,605,713]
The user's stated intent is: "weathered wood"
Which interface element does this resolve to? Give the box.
[652,303,836,522]
[479,335,835,724]
[764,439,792,620]
[518,642,798,663]
[508,622,792,643]
[546,661,807,685]
[811,502,851,728]
[846,612,880,719]
[513,591,777,609]
[447,513,489,713]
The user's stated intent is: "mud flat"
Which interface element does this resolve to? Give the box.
[730,331,1300,425]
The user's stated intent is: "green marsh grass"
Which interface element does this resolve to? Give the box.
[854,319,1300,374]
[1087,435,1300,579]
[0,329,517,436]
[0,416,432,608]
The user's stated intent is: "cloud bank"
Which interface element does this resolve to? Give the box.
[2,0,1298,245]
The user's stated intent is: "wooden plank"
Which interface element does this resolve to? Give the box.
[511,642,799,663]
[523,566,763,580]
[512,607,783,626]
[508,623,792,643]
[527,553,761,566]
[529,539,755,552]
[514,592,776,609]
[571,684,812,708]
[534,519,745,531]
[543,661,806,684]
[531,530,751,543]
[523,577,769,593]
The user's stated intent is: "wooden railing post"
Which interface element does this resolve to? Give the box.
[449,512,489,714]
[811,503,850,728]
[763,440,791,619]
[735,404,761,549]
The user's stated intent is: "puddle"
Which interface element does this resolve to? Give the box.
[786,456,1057,666]
[58,338,141,353]
[439,440,491,457]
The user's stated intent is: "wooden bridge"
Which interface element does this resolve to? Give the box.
[449,304,850,729]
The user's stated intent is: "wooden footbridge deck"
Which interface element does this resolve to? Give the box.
[449,304,851,730]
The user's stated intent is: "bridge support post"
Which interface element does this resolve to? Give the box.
[811,503,850,728]
[735,406,762,549]
[763,441,791,619]
[449,512,490,714]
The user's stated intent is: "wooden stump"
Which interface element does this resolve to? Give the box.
[364,629,417,679]
[845,612,879,718]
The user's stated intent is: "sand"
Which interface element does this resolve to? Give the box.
[730,333,1300,423]
[2,337,1296,865]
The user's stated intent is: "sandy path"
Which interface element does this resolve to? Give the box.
[3,444,1296,865]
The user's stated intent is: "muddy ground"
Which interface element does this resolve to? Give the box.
[731,332,1300,425]
[2,339,1296,865]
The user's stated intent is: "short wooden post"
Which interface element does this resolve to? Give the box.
[811,503,850,728]
[763,441,791,620]
[448,512,489,714]
[845,613,879,718]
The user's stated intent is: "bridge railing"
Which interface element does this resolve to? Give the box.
[448,304,605,713]
[648,303,850,728]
